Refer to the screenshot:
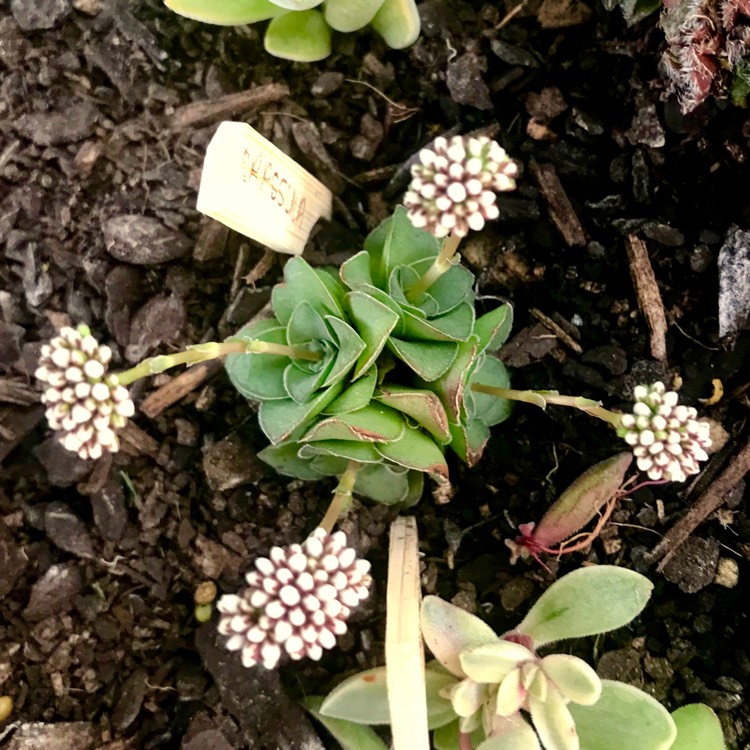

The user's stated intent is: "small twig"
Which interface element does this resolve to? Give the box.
[140,360,224,419]
[496,0,531,29]
[625,235,668,363]
[168,83,290,130]
[528,160,587,247]
[529,308,583,354]
[645,436,750,569]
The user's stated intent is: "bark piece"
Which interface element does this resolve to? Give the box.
[625,234,668,362]
[529,160,586,246]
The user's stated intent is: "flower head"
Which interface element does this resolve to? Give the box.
[620,382,711,483]
[217,528,372,670]
[404,135,518,238]
[35,324,134,460]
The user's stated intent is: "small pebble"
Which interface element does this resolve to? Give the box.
[0,695,12,722]
[713,557,739,588]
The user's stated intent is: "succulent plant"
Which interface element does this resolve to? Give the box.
[318,566,727,750]
[164,0,421,61]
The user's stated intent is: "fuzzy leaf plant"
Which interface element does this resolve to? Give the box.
[163,0,421,61]
[317,565,726,750]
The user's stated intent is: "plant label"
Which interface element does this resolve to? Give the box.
[198,121,333,256]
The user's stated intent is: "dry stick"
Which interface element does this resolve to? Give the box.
[644,436,750,569]
[140,360,224,419]
[386,517,429,750]
[529,308,583,354]
[625,235,668,363]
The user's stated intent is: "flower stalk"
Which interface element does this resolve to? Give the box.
[405,233,462,303]
[471,383,623,427]
[116,339,322,386]
[319,460,361,533]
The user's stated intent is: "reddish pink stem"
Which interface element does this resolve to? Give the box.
[458,731,474,750]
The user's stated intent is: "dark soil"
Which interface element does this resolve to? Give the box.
[1,1,749,749]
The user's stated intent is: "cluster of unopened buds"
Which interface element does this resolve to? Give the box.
[34,325,134,460]
[404,135,518,238]
[217,528,372,669]
[620,382,712,483]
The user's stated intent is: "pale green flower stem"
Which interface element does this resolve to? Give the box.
[405,233,462,303]
[116,340,322,386]
[320,460,361,533]
[471,384,624,428]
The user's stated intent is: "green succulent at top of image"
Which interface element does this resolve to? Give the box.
[224,207,515,508]
[164,0,421,61]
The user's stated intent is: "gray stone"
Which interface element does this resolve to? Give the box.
[44,502,94,558]
[11,0,71,30]
[23,563,82,620]
[718,225,750,338]
[0,519,26,598]
[6,722,95,750]
[90,479,128,541]
[202,433,265,493]
[662,536,720,594]
[125,294,186,362]
[446,53,492,110]
[102,214,192,266]
[14,102,98,146]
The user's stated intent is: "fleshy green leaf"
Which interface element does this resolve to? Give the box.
[540,655,601,706]
[570,680,677,750]
[164,0,284,24]
[265,3,332,56]
[272,0,324,8]
[474,304,514,353]
[302,403,405,443]
[375,424,449,480]
[516,566,653,648]
[303,695,388,750]
[324,0,385,31]
[324,368,377,414]
[370,0,421,48]
[670,704,727,750]
[450,678,485,718]
[365,206,440,288]
[347,290,400,378]
[531,453,633,551]
[319,666,457,729]
[320,667,391,725]
[259,381,343,443]
[478,715,542,750]
[402,302,475,343]
[448,418,490,468]
[225,319,289,401]
[272,257,344,325]
[298,439,382,463]
[428,339,478,421]
[529,688,578,750]
[421,263,475,315]
[376,385,451,444]
[421,596,498,677]
[467,355,512,426]
[322,316,366,387]
[460,641,534,684]
[340,250,374,289]
[353,461,415,505]
[388,338,457,381]
[258,441,321,480]
[435,720,487,750]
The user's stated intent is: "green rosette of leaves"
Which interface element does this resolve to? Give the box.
[340,207,476,383]
[420,301,514,466]
[225,256,367,444]
[163,0,420,62]
[258,390,451,507]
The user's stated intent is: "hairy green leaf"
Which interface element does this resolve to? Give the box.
[421,596,498,677]
[304,695,388,750]
[670,704,726,750]
[258,441,322,480]
[434,720,487,750]
[570,680,677,750]
[264,9,331,61]
[516,566,653,648]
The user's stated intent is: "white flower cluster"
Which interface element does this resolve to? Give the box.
[404,135,518,238]
[218,528,372,670]
[620,382,711,483]
[35,325,134,460]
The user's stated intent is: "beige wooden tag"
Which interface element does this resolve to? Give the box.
[386,516,429,750]
[197,121,333,256]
